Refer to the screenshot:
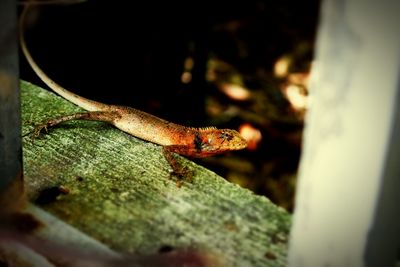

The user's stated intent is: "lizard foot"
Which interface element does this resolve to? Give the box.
[171,166,194,187]
[162,147,194,186]
[31,123,50,139]
[22,122,50,142]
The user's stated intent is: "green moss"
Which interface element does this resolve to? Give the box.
[21,80,291,267]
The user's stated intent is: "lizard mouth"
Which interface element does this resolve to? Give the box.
[229,135,248,150]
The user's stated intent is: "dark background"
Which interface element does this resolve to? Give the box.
[21,0,319,121]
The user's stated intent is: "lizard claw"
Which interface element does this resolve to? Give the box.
[32,123,49,139]
[170,165,193,180]
[170,167,194,188]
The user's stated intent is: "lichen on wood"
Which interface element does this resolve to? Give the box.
[21,80,291,267]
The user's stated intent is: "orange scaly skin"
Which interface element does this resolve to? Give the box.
[20,5,247,159]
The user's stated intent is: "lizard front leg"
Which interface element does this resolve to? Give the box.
[31,111,120,138]
[162,146,193,185]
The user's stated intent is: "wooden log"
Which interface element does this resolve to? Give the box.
[21,80,291,267]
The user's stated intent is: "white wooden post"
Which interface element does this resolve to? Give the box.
[288,0,400,266]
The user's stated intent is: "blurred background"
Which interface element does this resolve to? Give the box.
[20,0,321,212]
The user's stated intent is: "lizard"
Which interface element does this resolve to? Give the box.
[19,4,247,175]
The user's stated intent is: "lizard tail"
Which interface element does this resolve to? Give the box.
[19,3,109,112]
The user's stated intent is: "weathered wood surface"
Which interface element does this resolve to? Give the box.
[21,80,291,267]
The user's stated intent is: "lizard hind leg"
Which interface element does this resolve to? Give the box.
[31,111,120,139]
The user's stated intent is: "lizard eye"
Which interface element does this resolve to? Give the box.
[220,131,233,141]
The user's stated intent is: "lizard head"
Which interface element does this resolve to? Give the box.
[193,128,248,157]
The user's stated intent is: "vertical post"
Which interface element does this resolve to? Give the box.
[0,0,24,212]
[288,0,400,266]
